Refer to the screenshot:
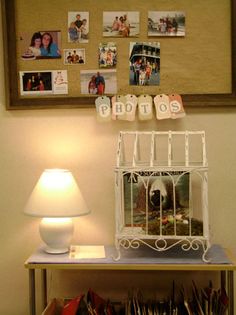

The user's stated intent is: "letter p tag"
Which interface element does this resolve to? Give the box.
[95,96,111,121]
[99,103,111,117]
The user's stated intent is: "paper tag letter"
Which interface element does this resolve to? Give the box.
[138,95,153,120]
[154,94,171,120]
[169,94,186,119]
[95,96,111,121]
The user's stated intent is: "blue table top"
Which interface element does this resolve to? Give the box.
[25,244,233,266]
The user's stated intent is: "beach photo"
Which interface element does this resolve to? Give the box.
[129,42,160,86]
[80,69,117,95]
[103,11,139,37]
[148,11,186,37]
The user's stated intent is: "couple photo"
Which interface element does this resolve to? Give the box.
[80,69,117,95]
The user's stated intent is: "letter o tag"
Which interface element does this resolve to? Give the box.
[158,102,168,113]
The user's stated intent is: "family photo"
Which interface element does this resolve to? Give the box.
[21,31,61,60]
[148,11,186,37]
[99,42,117,68]
[129,42,160,86]
[64,49,85,65]
[68,11,89,43]
[103,11,140,37]
[20,71,53,95]
[20,70,68,95]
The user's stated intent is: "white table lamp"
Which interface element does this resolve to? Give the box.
[24,169,90,254]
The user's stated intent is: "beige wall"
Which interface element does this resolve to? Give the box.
[1,9,236,315]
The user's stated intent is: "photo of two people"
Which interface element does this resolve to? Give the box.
[21,30,61,60]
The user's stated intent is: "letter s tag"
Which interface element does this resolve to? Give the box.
[169,94,186,119]
[95,96,111,122]
[154,94,171,120]
[138,95,153,120]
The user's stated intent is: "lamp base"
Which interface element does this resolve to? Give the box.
[44,246,69,254]
[39,218,74,255]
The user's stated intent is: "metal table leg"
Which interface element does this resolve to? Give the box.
[29,269,36,315]
[227,270,234,315]
[41,269,47,311]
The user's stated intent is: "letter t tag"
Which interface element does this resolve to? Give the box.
[138,94,153,120]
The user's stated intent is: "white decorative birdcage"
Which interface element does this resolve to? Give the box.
[114,131,210,262]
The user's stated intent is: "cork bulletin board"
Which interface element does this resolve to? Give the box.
[1,0,236,109]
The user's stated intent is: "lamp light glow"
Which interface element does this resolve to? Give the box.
[24,169,90,254]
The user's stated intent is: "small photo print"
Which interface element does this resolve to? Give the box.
[19,70,68,95]
[64,49,85,65]
[103,11,140,37]
[129,42,160,86]
[68,12,89,43]
[99,42,117,68]
[53,70,68,94]
[148,11,186,37]
[80,69,117,95]
[20,31,61,60]
[20,71,52,95]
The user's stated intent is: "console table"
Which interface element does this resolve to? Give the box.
[24,244,236,315]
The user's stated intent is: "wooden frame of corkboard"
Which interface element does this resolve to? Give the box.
[1,0,236,109]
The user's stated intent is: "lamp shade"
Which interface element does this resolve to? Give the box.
[24,169,90,218]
